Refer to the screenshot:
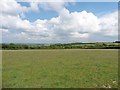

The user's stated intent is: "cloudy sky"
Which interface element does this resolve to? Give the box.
[1,0,118,43]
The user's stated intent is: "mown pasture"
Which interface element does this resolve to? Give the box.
[2,49,118,88]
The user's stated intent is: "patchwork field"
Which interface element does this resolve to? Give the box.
[2,49,118,88]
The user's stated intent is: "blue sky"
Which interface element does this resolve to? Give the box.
[1,1,118,43]
[19,2,118,22]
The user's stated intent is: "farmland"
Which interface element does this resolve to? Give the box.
[2,49,118,88]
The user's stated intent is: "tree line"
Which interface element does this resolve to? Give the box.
[1,42,120,50]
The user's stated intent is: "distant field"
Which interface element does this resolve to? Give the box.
[2,49,118,88]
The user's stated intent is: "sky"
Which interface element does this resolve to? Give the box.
[1,0,118,43]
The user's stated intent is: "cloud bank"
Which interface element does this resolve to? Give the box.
[1,0,118,43]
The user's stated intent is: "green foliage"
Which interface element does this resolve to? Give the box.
[2,42,120,50]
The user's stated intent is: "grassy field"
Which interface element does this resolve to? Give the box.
[2,49,118,88]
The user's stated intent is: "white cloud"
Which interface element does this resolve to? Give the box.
[1,0,118,43]
[27,0,76,12]
[1,29,9,33]
[99,11,118,36]
[70,32,89,39]
[39,2,65,12]
[0,0,27,16]
[0,14,31,31]
[48,8,100,39]
[26,2,44,12]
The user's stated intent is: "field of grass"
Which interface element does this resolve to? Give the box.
[2,49,118,88]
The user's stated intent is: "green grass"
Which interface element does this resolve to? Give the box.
[2,49,118,88]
